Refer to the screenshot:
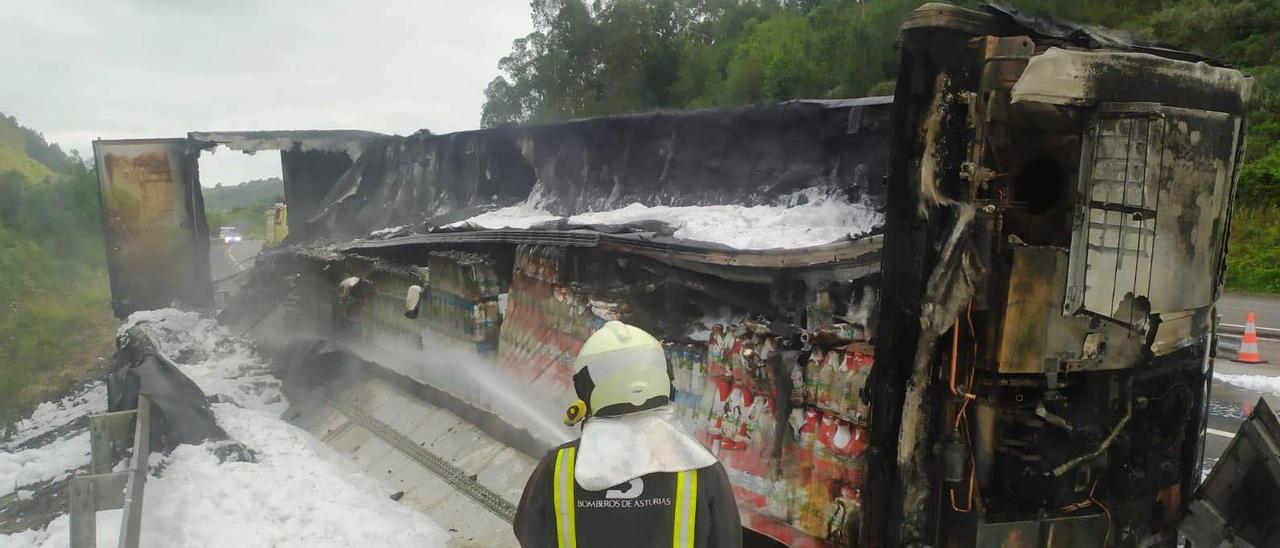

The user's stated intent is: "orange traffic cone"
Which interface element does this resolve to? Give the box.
[1233,312,1268,364]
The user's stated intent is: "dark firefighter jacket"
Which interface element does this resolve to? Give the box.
[514,439,743,547]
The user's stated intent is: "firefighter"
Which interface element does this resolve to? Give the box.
[514,320,742,547]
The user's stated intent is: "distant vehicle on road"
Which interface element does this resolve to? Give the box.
[218,226,242,244]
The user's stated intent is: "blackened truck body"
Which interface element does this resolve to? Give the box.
[92,4,1276,546]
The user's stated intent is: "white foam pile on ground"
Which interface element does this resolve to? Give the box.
[0,432,89,498]
[1215,373,1280,396]
[452,188,882,250]
[118,309,286,413]
[2,382,105,450]
[2,309,448,548]
[1,377,105,499]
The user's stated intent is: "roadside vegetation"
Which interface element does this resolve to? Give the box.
[0,114,115,422]
[1226,207,1280,293]
[207,208,269,240]
[483,0,1280,292]
[203,178,283,241]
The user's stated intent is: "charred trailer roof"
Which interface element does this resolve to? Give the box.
[303,98,892,242]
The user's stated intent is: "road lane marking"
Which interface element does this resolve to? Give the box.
[227,245,246,271]
[1206,427,1235,439]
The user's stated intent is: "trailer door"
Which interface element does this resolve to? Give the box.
[93,138,211,318]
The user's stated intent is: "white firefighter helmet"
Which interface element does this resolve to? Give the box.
[573,320,671,417]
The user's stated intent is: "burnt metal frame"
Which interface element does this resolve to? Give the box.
[69,394,152,548]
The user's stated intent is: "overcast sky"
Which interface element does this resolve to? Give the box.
[0,0,532,186]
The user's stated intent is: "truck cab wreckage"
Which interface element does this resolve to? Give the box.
[90,4,1278,546]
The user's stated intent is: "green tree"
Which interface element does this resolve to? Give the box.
[483,0,934,125]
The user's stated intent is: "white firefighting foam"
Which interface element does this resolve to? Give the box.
[1216,373,1280,396]
[2,383,106,450]
[0,431,90,498]
[1,309,448,548]
[451,188,882,250]
[1,382,106,499]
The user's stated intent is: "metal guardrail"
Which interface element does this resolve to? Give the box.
[69,394,152,548]
[1218,322,1280,341]
[1214,313,1280,360]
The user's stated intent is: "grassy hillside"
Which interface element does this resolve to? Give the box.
[0,115,54,182]
[1227,207,1280,292]
[0,114,115,422]
[202,177,283,211]
[202,177,283,240]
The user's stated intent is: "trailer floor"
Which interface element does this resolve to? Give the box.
[286,375,536,547]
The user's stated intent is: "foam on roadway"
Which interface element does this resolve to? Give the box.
[0,310,448,548]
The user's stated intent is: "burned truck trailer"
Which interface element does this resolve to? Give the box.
[92,4,1268,547]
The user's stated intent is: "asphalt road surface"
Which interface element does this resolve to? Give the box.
[1219,292,1280,329]
[210,239,264,284]
[1205,361,1274,458]
[1204,293,1280,473]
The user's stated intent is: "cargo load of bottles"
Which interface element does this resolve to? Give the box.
[668,320,871,546]
[422,251,504,351]
[364,266,428,349]
[486,244,873,545]
[496,245,629,405]
[331,255,426,348]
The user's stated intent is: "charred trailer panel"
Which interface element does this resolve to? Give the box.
[862,4,1252,547]
[281,99,891,240]
[93,138,212,318]
[210,97,897,546]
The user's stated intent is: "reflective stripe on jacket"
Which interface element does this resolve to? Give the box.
[515,440,742,548]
